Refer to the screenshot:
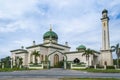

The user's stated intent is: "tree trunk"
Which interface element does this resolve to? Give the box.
[86,56,89,68]
[35,56,37,64]
[117,56,119,68]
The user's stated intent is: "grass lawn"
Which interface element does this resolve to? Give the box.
[0,68,46,72]
[60,78,119,80]
[0,68,30,72]
[75,69,120,73]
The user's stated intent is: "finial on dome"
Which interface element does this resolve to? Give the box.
[21,46,24,49]
[50,24,52,31]
[102,9,108,14]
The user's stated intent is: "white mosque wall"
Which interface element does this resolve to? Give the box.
[44,43,70,52]
[66,52,94,66]
[11,53,28,66]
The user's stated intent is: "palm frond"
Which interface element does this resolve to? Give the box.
[111,46,116,52]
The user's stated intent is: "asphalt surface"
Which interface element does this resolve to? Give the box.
[0,68,120,80]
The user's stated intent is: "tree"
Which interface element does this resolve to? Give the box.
[111,43,120,68]
[14,57,23,68]
[82,48,94,67]
[15,56,20,68]
[32,50,40,65]
[1,56,11,68]
[19,58,23,68]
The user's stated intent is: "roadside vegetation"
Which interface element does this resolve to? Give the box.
[82,68,120,73]
[60,78,119,80]
[0,68,30,72]
[0,56,28,72]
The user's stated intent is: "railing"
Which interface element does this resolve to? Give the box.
[29,63,43,69]
[71,63,87,69]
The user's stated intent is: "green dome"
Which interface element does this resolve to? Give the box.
[77,45,86,50]
[43,30,58,40]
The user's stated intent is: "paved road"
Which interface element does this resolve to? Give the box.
[0,68,120,79]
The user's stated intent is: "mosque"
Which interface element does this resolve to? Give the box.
[10,9,113,68]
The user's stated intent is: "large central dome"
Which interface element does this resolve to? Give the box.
[43,29,58,39]
[43,27,58,43]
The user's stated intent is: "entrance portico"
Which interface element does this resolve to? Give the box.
[48,50,67,69]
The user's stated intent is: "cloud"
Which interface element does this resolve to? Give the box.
[0,0,39,18]
[0,0,120,59]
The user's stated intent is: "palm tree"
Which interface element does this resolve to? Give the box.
[32,50,40,65]
[82,48,94,67]
[111,43,120,68]
[15,56,20,68]
[14,57,23,68]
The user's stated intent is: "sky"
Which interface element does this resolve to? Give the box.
[0,0,120,59]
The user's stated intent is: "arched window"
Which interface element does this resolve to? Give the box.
[103,22,105,27]
[73,58,80,63]
[104,61,107,65]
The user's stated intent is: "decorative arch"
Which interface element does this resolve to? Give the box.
[48,50,67,61]
[47,50,67,69]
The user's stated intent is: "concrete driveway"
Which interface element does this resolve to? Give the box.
[0,68,120,80]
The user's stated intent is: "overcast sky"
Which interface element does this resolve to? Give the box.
[0,0,120,59]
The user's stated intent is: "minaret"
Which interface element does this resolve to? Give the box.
[100,9,113,66]
[50,24,52,31]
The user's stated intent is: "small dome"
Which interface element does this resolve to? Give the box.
[102,9,108,14]
[77,45,86,50]
[43,29,58,40]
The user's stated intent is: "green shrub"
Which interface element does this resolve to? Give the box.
[66,62,71,69]
[96,66,104,69]
[106,66,115,69]
[89,66,94,68]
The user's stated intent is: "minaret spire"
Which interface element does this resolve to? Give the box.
[50,24,52,31]
[101,9,110,50]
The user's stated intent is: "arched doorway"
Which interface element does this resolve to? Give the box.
[48,50,67,69]
[54,54,59,67]
[104,61,107,66]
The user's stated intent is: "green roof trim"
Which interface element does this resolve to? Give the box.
[15,51,28,54]
[10,49,27,52]
[65,51,84,54]
[26,44,64,50]
[26,44,47,49]
[43,42,71,48]
[52,42,71,48]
